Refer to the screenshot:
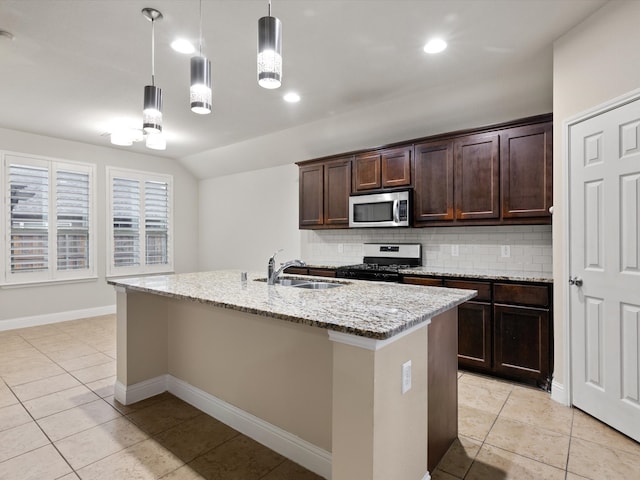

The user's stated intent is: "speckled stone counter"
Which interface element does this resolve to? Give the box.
[109,270,475,340]
[400,266,553,283]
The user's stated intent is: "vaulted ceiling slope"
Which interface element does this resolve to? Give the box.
[0,0,606,179]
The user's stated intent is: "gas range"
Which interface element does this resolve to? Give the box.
[336,243,422,282]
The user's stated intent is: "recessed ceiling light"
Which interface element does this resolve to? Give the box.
[171,38,195,54]
[283,92,300,103]
[423,38,447,54]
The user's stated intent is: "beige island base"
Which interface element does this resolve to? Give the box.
[110,271,475,480]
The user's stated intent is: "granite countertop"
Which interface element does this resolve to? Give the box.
[302,264,553,283]
[108,270,475,340]
[399,267,553,283]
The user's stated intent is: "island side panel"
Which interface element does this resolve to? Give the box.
[165,297,333,452]
[332,324,429,480]
[428,306,459,471]
[116,290,169,403]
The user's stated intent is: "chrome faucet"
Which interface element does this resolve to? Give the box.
[268,250,306,285]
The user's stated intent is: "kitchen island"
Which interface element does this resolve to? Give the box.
[109,270,475,480]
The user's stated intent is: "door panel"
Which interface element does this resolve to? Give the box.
[569,96,640,442]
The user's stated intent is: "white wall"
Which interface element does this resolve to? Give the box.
[552,0,640,390]
[198,164,300,273]
[0,128,199,326]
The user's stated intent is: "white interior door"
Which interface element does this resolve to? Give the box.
[569,95,640,442]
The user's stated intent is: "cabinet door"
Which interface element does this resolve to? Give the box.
[414,140,454,222]
[324,158,352,225]
[494,304,550,386]
[457,301,492,371]
[299,164,324,227]
[353,152,381,191]
[381,147,412,188]
[501,123,552,218]
[454,133,500,220]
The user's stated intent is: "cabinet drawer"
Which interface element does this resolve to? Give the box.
[308,268,336,278]
[444,280,491,302]
[494,283,549,307]
[403,276,444,287]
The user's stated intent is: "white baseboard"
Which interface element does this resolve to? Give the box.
[0,304,116,332]
[421,471,431,480]
[551,380,569,406]
[114,376,167,405]
[118,374,332,480]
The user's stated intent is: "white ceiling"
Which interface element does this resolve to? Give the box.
[0,0,606,176]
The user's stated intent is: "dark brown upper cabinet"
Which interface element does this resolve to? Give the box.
[500,122,553,219]
[454,132,500,220]
[353,146,412,192]
[298,157,351,229]
[414,140,455,222]
[324,158,352,225]
[298,114,552,230]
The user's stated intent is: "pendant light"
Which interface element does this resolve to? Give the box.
[142,8,164,137]
[191,0,212,114]
[257,0,282,89]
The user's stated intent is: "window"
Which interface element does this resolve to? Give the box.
[2,153,96,285]
[107,167,173,276]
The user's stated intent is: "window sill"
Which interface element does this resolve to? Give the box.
[106,271,175,281]
[0,276,99,289]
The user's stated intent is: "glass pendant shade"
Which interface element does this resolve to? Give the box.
[146,132,166,150]
[257,15,282,89]
[190,55,212,114]
[143,85,163,134]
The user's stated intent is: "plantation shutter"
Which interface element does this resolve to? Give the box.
[9,164,49,273]
[56,170,90,270]
[112,177,141,267]
[145,180,169,265]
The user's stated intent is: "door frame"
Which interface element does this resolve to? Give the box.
[561,86,640,407]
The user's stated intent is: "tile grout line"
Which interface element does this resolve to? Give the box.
[460,385,514,479]
[5,324,149,478]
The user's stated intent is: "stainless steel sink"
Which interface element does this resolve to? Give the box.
[255,277,344,289]
[292,281,342,289]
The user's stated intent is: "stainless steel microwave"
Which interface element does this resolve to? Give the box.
[349,190,411,228]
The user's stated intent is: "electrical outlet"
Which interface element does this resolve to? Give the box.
[451,244,459,257]
[402,360,412,394]
[501,245,511,258]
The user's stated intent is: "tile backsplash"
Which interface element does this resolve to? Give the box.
[301,225,552,274]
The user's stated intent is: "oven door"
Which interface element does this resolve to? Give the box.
[349,191,410,227]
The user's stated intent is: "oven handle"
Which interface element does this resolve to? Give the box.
[393,199,400,224]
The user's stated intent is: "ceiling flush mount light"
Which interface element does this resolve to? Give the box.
[423,38,447,54]
[191,0,212,114]
[111,128,143,146]
[257,0,282,89]
[142,7,164,146]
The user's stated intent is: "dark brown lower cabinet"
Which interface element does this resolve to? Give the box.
[457,302,492,370]
[493,304,550,389]
[403,275,553,390]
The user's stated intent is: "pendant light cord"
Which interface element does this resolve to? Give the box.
[151,18,156,86]
[268,0,271,17]
[199,0,203,56]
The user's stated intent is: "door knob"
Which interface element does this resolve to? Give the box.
[569,276,583,287]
